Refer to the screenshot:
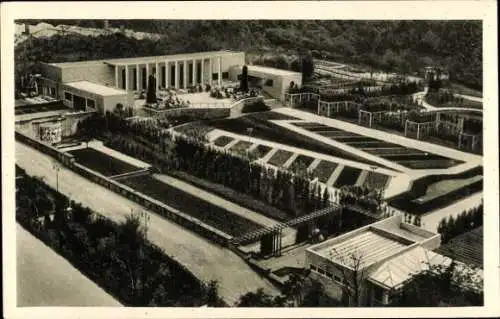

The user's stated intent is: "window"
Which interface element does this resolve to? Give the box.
[372,285,385,303]
[265,79,274,86]
[317,268,325,275]
[64,92,72,101]
[212,73,218,80]
[326,271,333,278]
[86,99,95,109]
[334,275,342,283]
[222,72,229,79]
[310,265,317,271]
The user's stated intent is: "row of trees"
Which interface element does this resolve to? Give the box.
[78,113,330,217]
[437,204,483,244]
[172,137,329,217]
[16,167,223,306]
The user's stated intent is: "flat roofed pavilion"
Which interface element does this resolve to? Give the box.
[245,64,302,77]
[48,50,243,67]
[318,229,409,269]
[64,81,127,96]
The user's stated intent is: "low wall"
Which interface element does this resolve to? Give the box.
[143,107,230,120]
[16,131,232,247]
[15,131,75,166]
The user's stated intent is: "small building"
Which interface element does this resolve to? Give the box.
[305,214,447,306]
[229,64,302,101]
[60,81,132,114]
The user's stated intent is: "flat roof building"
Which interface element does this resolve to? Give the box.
[229,64,302,101]
[305,214,446,306]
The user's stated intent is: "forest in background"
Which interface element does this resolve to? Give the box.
[16,20,482,90]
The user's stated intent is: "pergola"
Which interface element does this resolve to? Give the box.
[317,100,360,117]
[284,92,320,108]
[231,204,342,257]
[358,109,386,128]
[404,119,436,140]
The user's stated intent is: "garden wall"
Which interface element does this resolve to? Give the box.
[143,107,230,120]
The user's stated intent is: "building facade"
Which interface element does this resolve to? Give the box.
[39,51,245,103]
[305,215,444,306]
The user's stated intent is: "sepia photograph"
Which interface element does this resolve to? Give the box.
[2,1,499,318]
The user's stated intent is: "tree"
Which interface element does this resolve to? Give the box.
[237,288,285,307]
[282,269,311,306]
[240,65,249,92]
[146,74,157,104]
[391,261,483,306]
[301,51,314,80]
[334,249,368,306]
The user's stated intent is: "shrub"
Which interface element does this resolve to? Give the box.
[241,100,270,113]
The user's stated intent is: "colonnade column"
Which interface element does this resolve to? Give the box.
[146,64,150,88]
[200,58,204,84]
[165,61,169,89]
[155,62,159,91]
[218,56,222,87]
[175,61,180,89]
[183,60,188,89]
[125,65,129,91]
[192,59,196,85]
[136,64,140,91]
[115,66,119,88]
[209,58,212,85]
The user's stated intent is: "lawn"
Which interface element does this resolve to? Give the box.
[69,148,141,177]
[362,171,390,190]
[387,166,483,215]
[120,175,263,237]
[290,155,315,168]
[228,140,253,155]
[414,175,483,204]
[313,161,338,183]
[395,159,461,169]
[213,135,235,147]
[333,166,362,187]
[250,145,272,158]
[267,150,294,167]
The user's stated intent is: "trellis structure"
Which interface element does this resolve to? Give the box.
[358,110,385,128]
[458,132,482,151]
[404,120,436,139]
[230,204,342,257]
[317,100,361,117]
[284,92,320,108]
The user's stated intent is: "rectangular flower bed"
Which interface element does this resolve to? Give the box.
[213,135,235,147]
[333,166,362,187]
[267,150,294,167]
[313,161,338,183]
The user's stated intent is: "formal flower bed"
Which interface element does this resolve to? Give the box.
[68,148,142,177]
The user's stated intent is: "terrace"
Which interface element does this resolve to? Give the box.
[290,121,463,170]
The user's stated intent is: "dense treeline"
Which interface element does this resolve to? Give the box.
[15,166,223,306]
[17,20,482,89]
[437,204,483,244]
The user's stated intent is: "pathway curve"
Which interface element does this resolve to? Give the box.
[17,224,122,307]
[15,141,279,306]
